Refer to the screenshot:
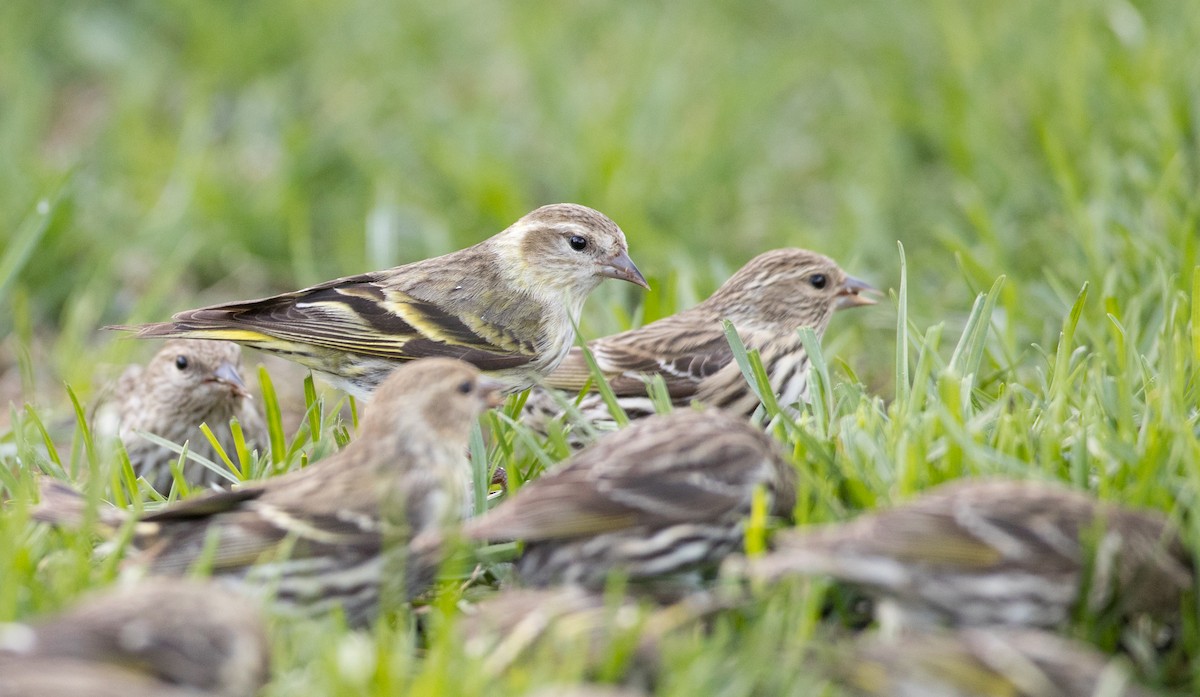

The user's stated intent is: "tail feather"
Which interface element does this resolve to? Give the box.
[104,321,273,343]
[31,479,127,531]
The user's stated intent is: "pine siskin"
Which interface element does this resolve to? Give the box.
[0,657,216,697]
[826,627,1156,697]
[0,578,269,697]
[523,248,875,440]
[118,204,649,400]
[81,358,500,626]
[745,479,1193,631]
[95,339,266,493]
[464,409,797,587]
[461,585,732,679]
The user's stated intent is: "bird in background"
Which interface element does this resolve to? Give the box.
[0,578,270,697]
[522,248,875,441]
[93,339,266,494]
[742,479,1193,632]
[38,358,502,626]
[824,627,1156,697]
[117,204,649,400]
[464,408,797,588]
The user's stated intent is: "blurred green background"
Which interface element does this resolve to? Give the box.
[3,3,1200,694]
[1,0,1197,403]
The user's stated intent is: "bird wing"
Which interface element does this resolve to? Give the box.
[851,509,1008,567]
[545,316,732,400]
[124,271,537,372]
[466,417,772,541]
[138,487,266,521]
[136,493,382,574]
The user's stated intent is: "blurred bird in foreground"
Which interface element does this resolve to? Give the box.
[94,340,265,493]
[0,657,215,697]
[0,578,269,697]
[826,627,1156,697]
[743,479,1193,631]
[38,358,501,626]
[117,204,648,400]
[461,585,733,679]
[464,409,796,587]
[523,248,875,441]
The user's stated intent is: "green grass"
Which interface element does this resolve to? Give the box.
[2,0,1200,694]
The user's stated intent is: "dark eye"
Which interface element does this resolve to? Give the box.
[568,235,588,251]
[174,355,189,370]
[457,380,473,395]
[809,274,828,290]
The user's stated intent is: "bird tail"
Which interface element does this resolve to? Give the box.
[739,529,912,592]
[31,478,127,532]
[104,319,273,343]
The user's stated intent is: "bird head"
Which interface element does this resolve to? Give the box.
[493,203,650,302]
[709,248,878,330]
[363,358,502,451]
[149,339,251,406]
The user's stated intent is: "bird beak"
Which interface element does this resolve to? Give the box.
[836,275,880,310]
[210,362,250,398]
[600,250,651,290]
[479,376,507,409]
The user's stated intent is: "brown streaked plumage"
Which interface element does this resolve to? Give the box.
[745,479,1193,631]
[0,657,212,697]
[43,359,501,626]
[0,578,269,697]
[464,409,797,587]
[115,204,648,400]
[828,627,1156,697]
[94,339,266,493]
[523,248,875,442]
[461,585,734,680]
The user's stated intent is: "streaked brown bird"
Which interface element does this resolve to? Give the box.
[0,578,269,697]
[0,657,215,697]
[523,248,875,440]
[117,204,648,400]
[826,627,1155,697]
[744,479,1193,631]
[38,359,501,626]
[461,585,733,679]
[464,409,796,587]
[94,339,266,493]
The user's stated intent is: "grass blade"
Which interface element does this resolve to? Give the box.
[258,366,286,467]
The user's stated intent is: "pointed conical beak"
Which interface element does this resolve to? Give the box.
[211,362,250,398]
[836,275,880,310]
[478,376,507,409]
[600,250,651,290]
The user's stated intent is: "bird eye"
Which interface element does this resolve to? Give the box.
[457,379,473,394]
[174,355,189,370]
[568,235,588,251]
[809,274,828,290]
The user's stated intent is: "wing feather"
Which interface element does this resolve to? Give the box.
[545,314,732,401]
[127,270,537,369]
